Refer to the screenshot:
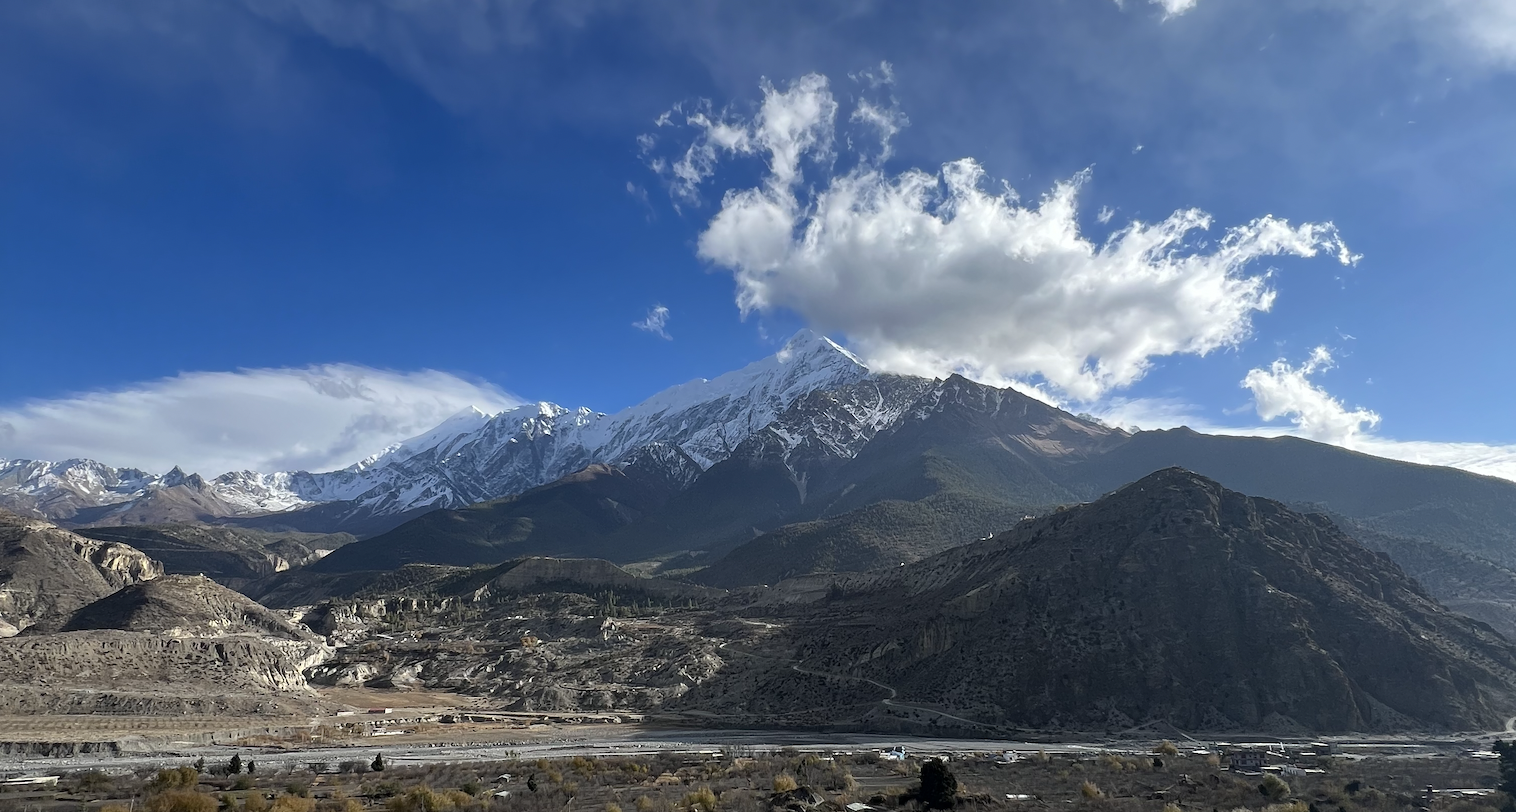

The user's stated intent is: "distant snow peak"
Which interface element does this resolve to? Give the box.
[1,330,873,525]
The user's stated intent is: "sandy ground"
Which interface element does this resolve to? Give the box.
[317,687,484,712]
[0,715,287,742]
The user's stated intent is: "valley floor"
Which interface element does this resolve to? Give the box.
[0,722,1510,812]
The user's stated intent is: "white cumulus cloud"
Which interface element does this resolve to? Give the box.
[633,304,673,340]
[1150,0,1200,18]
[0,366,520,476]
[657,73,1356,402]
[1242,346,1381,443]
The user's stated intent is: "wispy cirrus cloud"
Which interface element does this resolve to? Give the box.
[1092,370,1516,483]
[633,304,673,340]
[0,366,519,475]
[1121,0,1516,69]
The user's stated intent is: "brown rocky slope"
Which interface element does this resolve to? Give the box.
[681,468,1516,733]
[0,509,162,636]
[0,571,329,716]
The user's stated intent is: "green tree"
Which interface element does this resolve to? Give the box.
[918,759,958,809]
[1495,739,1516,808]
[229,755,243,775]
[371,753,386,773]
[246,761,256,775]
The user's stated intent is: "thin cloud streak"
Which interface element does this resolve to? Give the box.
[0,365,520,476]
[1091,396,1516,483]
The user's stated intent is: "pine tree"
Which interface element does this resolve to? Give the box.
[228,754,242,775]
[918,759,958,809]
[371,753,386,773]
[1495,739,1516,809]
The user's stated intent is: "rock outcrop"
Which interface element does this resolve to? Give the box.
[0,630,323,715]
[0,510,161,636]
[0,571,330,717]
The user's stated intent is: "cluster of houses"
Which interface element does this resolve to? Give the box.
[1222,742,1336,775]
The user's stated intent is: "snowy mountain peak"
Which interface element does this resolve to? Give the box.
[778,328,865,368]
[1,330,876,527]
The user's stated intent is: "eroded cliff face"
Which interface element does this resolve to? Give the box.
[71,535,164,587]
[0,511,161,636]
[0,559,330,717]
[0,631,324,715]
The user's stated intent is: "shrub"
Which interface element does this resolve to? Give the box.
[152,767,203,791]
[78,771,114,792]
[146,791,219,812]
[682,786,717,812]
[387,786,448,812]
[634,796,655,812]
[773,774,799,793]
[271,796,315,812]
[1259,774,1291,801]
[244,793,269,812]
[1079,781,1104,800]
[1263,803,1310,812]
[1154,741,1179,756]
[606,804,623,812]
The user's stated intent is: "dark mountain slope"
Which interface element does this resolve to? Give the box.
[695,376,1123,587]
[75,524,353,588]
[1069,428,1516,563]
[684,469,1516,733]
[311,462,678,572]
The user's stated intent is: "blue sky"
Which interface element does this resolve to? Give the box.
[2,1,1515,478]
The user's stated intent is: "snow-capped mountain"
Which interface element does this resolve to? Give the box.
[0,458,162,521]
[0,330,871,529]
